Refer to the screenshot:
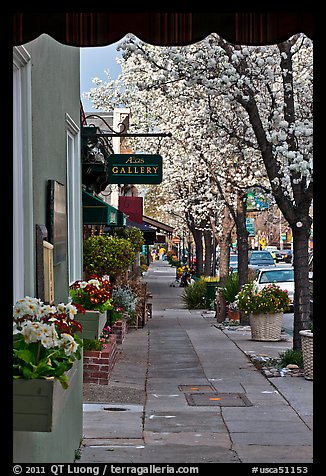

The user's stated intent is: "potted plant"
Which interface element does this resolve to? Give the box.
[219,272,240,321]
[226,301,240,322]
[69,275,113,339]
[13,296,83,431]
[235,282,291,341]
[83,325,118,384]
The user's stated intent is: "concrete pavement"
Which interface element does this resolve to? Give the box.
[79,260,313,464]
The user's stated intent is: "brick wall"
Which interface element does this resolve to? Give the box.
[112,319,128,344]
[83,334,118,385]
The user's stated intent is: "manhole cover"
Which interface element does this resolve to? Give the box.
[185,392,252,407]
[178,385,215,392]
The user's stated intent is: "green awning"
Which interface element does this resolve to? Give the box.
[82,190,125,226]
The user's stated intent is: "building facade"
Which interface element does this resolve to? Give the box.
[13,34,83,463]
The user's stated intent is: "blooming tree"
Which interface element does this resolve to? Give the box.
[86,32,313,348]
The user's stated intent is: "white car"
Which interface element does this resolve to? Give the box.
[253,266,294,306]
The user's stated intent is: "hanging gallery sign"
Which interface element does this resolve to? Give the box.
[108,154,163,184]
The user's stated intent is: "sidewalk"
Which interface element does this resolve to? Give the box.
[79,260,313,464]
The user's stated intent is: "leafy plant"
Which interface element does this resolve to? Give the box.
[219,272,239,303]
[82,326,112,352]
[13,297,83,388]
[111,285,138,323]
[235,282,290,315]
[82,338,104,352]
[112,226,145,252]
[278,349,304,368]
[83,235,136,278]
[181,278,207,309]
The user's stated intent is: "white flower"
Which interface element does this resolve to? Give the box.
[20,321,58,347]
[42,305,57,315]
[13,296,43,320]
[66,303,78,319]
[88,279,101,289]
[57,303,67,313]
[60,333,79,356]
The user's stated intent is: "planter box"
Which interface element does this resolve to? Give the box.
[13,362,78,432]
[112,319,128,344]
[76,310,107,339]
[249,312,283,341]
[83,335,118,384]
[300,330,313,380]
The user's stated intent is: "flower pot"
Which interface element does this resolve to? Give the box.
[76,310,107,339]
[249,312,283,341]
[299,330,313,380]
[13,362,78,432]
[227,309,240,321]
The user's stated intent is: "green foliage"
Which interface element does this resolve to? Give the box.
[13,333,83,389]
[83,235,136,278]
[112,226,145,252]
[181,278,207,309]
[82,338,105,351]
[219,272,239,303]
[278,349,304,368]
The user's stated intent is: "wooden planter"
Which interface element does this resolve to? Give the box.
[299,330,313,380]
[76,310,107,339]
[249,312,283,341]
[13,362,78,432]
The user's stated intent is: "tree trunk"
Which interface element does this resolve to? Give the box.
[192,227,204,276]
[234,194,249,290]
[292,223,312,350]
[234,194,250,325]
[216,206,233,322]
[203,229,213,276]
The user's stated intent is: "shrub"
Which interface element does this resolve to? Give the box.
[83,234,136,278]
[111,285,138,324]
[181,278,207,309]
[219,272,239,304]
[279,349,304,368]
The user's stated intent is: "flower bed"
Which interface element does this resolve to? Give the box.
[83,334,118,385]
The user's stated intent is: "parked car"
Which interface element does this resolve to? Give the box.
[253,266,294,307]
[278,249,293,263]
[273,250,283,263]
[248,250,276,269]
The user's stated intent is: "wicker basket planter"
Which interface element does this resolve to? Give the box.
[299,330,313,380]
[76,310,107,340]
[249,312,283,341]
